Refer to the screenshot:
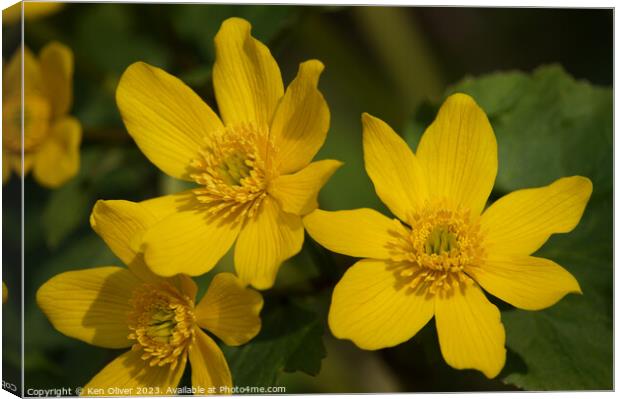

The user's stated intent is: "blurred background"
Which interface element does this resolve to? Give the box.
[2,3,613,393]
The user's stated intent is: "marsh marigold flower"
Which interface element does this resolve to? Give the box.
[37,200,263,394]
[115,17,340,289]
[2,42,81,187]
[304,93,592,378]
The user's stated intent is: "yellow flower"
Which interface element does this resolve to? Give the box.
[2,2,64,25]
[2,42,81,188]
[37,200,263,394]
[304,93,592,378]
[115,17,341,289]
[2,281,7,303]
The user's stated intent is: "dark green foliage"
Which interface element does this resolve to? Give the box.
[222,300,327,386]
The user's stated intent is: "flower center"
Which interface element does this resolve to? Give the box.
[424,225,459,255]
[389,202,485,296]
[218,152,252,186]
[190,123,277,219]
[2,93,51,153]
[127,283,195,368]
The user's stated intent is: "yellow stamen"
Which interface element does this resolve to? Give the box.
[127,283,195,368]
[389,200,485,296]
[189,123,277,220]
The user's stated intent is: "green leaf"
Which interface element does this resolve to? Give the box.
[222,300,326,386]
[443,66,612,389]
[283,316,326,376]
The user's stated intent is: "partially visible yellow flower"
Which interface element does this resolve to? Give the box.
[304,93,592,378]
[2,281,7,303]
[3,1,64,24]
[115,17,341,289]
[37,200,263,394]
[2,42,81,188]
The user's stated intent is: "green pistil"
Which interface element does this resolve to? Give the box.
[218,153,251,186]
[147,309,177,343]
[424,226,459,255]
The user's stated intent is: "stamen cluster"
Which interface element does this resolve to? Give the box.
[127,283,195,368]
[389,201,485,296]
[189,123,277,219]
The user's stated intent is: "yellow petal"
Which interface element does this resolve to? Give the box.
[90,200,155,265]
[194,273,263,346]
[304,208,403,260]
[171,274,199,304]
[3,46,24,96]
[234,197,303,290]
[213,17,284,126]
[39,41,73,117]
[32,116,81,188]
[36,267,140,349]
[435,280,506,378]
[329,259,434,350]
[139,190,198,219]
[269,159,342,216]
[468,255,581,311]
[481,176,593,256]
[189,329,232,392]
[362,113,428,222]
[139,191,220,281]
[24,46,45,93]
[142,209,240,277]
[116,62,223,180]
[90,200,166,283]
[82,349,186,396]
[3,47,43,95]
[270,60,330,174]
[416,93,498,215]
